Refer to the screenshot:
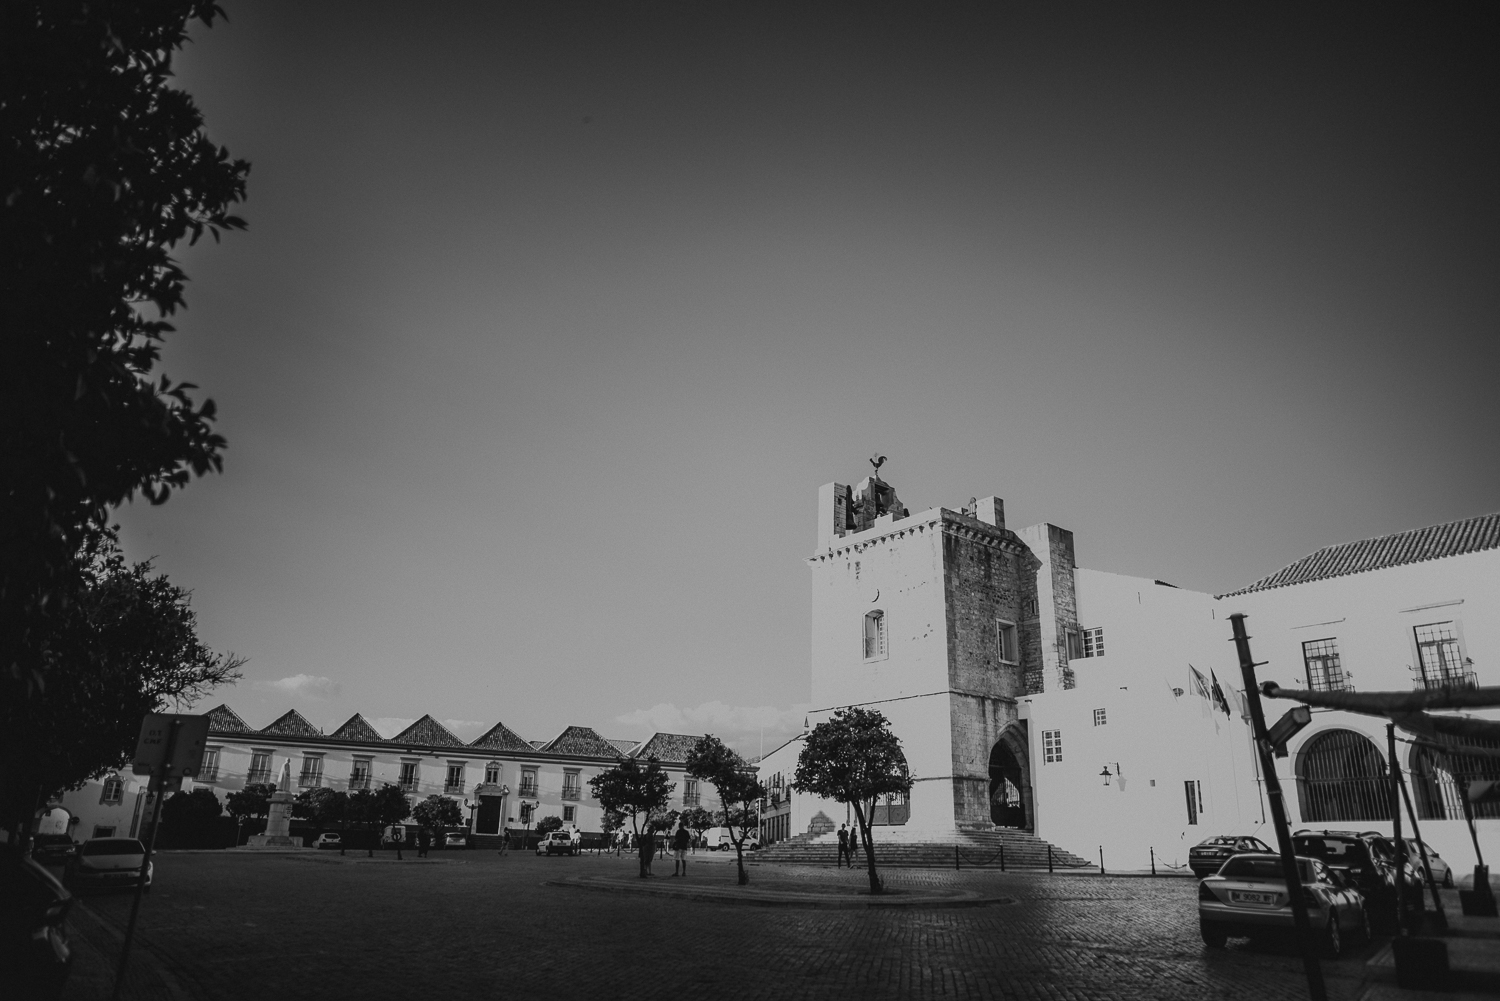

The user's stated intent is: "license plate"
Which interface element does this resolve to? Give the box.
[1230,890,1276,904]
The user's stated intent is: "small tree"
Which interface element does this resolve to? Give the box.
[226,783,275,822]
[793,707,911,894]
[411,794,463,844]
[681,805,715,852]
[159,786,223,845]
[370,783,412,839]
[292,787,346,828]
[686,735,766,886]
[589,756,674,877]
[534,814,564,836]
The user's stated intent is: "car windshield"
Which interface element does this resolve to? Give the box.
[82,839,145,856]
[1293,837,1369,864]
[35,835,73,845]
[1218,856,1313,882]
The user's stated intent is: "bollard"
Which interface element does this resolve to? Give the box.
[1099,846,1105,876]
[1150,846,1156,877]
[955,845,960,871]
[1000,844,1005,872]
[1048,844,1053,873]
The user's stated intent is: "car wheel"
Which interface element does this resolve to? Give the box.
[1323,916,1341,959]
[1200,920,1228,949]
[1443,869,1454,889]
[1358,904,1371,942]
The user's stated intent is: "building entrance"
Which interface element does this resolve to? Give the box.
[476,795,504,835]
[989,726,1032,829]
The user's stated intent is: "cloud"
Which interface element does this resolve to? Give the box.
[262,674,341,700]
[615,701,810,746]
[441,719,487,740]
[369,717,416,739]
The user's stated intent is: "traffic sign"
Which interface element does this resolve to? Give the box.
[132,713,212,777]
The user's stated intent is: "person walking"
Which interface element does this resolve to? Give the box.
[672,820,691,877]
[637,827,655,878]
[837,823,850,868]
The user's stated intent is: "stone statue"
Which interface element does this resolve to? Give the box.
[276,758,292,793]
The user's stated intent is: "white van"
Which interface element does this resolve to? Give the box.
[706,827,760,851]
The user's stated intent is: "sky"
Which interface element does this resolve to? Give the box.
[118,3,1500,754]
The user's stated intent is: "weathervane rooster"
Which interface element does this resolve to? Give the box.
[869,454,887,478]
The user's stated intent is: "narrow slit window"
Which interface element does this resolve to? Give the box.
[997,621,1018,664]
[864,610,886,659]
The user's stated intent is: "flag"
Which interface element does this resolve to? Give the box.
[1209,669,1233,718]
[1189,665,1213,700]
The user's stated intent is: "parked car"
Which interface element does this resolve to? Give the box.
[29,835,78,865]
[537,831,578,856]
[312,833,342,850]
[1189,835,1274,877]
[1291,830,1422,929]
[1199,852,1369,956]
[444,832,468,849]
[64,838,152,893]
[1,847,73,998]
[1409,840,1453,888]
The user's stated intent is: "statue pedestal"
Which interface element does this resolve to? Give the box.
[246,789,302,848]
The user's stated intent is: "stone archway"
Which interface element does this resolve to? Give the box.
[989,724,1032,830]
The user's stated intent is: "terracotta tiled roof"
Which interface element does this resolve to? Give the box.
[469,720,532,752]
[206,704,253,734]
[529,740,546,749]
[606,738,640,755]
[260,709,321,737]
[538,726,620,757]
[1222,512,1500,597]
[630,732,701,763]
[390,715,465,748]
[329,713,385,743]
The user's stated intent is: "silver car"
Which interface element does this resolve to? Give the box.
[1199,852,1368,956]
[1409,841,1453,888]
[64,837,152,893]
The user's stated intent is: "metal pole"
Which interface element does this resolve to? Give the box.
[1230,613,1326,1001]
[1099,846,1105,876]
[1387,724,1408,934]
[955,845,960,871]
[1151,846,1156,877]
[111,718,180,1001]
[1394,756,1447,931]
[1000,844,1005,872]
[1048,844,1053,873]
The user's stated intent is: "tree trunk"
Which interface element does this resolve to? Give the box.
[851,801,881,894]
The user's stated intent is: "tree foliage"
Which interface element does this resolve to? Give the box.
[411,794,462,836]
[534,814,564,836]
[226,782,274,821]
[161,786,222,826]
[292,787,347,828]
[0,531,241,831]
[1,1,248,698]
[792,707,911,893]
[681,805,715,850]
[367,784,412,829]
[686,735,766,886]
[588,756,674,838]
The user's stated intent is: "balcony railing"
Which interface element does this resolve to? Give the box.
[445,780,465,795]
[348,775,371,791]
[247,770,272,786]
[561,786,581,801]
[198,767,219,782]
[682,793,700,807]
[1413,669,1478,691]
[517,783,539,799]
[399,777,418,791]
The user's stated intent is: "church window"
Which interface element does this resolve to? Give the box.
[1082,627,1105,658]
[997,621,1017,664]
[863,610,886,660]
[100,775,125,805]
[1092,708,1107,727]
[1065,628,1084,660]
[1301,638,1347,692]
[1042,729,1062,764]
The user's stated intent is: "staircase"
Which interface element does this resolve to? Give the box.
[755,827,1092,869]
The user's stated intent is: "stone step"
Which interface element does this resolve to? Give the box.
[756,828,1092,869]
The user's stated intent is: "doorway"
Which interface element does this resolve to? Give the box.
[989,724,1032,829]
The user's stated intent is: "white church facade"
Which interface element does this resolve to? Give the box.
[760,471,1499,873]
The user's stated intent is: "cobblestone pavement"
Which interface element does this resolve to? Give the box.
[64,849,1386,1001]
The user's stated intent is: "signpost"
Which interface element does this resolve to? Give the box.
[1229,614,1326,1001]
[111,713,210,1001]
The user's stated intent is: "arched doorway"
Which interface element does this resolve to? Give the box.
[1295,729,1388,823]
[989,724,1032,830]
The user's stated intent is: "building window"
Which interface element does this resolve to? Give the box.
[1296,729,1390,822]
[1413,621,1472,689]
[1065,628,1083,661]
[299,755,324,788]
[683,778,700,807]
[519,768,538,798]
[484,762,500,785]
[1302,638,1348,692]
[562,769,581,800]
[198,747,220,782]
[1023,597,1039,617]
[100,775,125,805]
[93,825,115,838]
[997,620,1018,664]
[563,806,576,823]
[248,751,272,786]
[445,763,466,795]
[863,610,886,660]
[1093,708,1107,727]
[399,760,419,790]
[349,759,372,791]
[1082,627,1105,658]
[1042,729,1062,764]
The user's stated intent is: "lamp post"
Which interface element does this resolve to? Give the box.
[1099,766,1112,786]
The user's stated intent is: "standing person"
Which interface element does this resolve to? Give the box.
[849,824,860,867]
[416,827,429,858]
[392,825,404,861]
[837,823,850,868]
[637,827,655,878]
[672,820,691,877]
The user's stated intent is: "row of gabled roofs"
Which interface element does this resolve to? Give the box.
[205,704,700,763]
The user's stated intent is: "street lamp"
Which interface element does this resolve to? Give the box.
[1099,766,1112,787]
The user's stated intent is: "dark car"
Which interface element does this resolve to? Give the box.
[1292,830,1422,930]
[0,846,73,997]
[1189,835,1274,877]
[30,834,77,865]
[1199,853,1369,956]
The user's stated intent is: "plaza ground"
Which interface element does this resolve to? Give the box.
[52,848,1486,1001]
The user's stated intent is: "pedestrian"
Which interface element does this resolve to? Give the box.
[837,823,850,867]
[416,827,429,858]
[637,827,655,878]
[392,825,404,861]
[849,824,860,866]
[672,820,691,877]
